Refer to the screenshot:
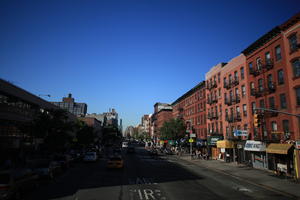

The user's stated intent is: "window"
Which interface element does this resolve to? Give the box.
[249,62,253,73]
[240,67,244,80]
[236,106,240,115]
[289,34,298,52]
[275,45,282,61]
[265,51,271,64]
[283,120,289,133]
[218,73,220,83]
[280,93,287,109]
[271,121,277,131]
[259,99,265,108]
[277,69,284,85]
[292,59,300,78]
[267,74,273,88]
[269,96,275,109]
[251,102,256,114]
[296,87,300,106]
[256,57,262,70]
[224,77,227,87]
[243,104,247,116]
[218,88,221,98]
[234,71,238,81]
[235,88,239,98]
[229,74,232,84]
[241,85,246,97]
[250,82,255,90]
[258,78,264,92]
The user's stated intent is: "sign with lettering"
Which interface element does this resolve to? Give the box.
[244,140,266,152]
[233,130,248,137]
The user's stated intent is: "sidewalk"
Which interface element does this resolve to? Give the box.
[177,154,300,199]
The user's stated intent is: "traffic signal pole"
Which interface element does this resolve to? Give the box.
[255,107,300,118]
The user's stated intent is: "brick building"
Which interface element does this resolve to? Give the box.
[171,81,207,140]
[205,63,226,159]
[151,103,173,143]
[241,12,300,173]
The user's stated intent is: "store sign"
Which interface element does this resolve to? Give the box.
[233,130,248,137]
[296,141,300,149]
[208,136,223,146]
[244,140,266,152]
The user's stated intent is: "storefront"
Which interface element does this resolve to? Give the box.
[217,140,235,162]
[207,135,223,160]
[295,141,300,180]
[235,141,246,164]
[266,143,294,176]
[244,140,267,169]
[196,139,207,154]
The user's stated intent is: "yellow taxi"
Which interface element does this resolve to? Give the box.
[107,156,124,169]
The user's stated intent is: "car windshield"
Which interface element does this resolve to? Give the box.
[0,173,10,184]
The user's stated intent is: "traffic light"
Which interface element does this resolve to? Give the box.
[254,114,260,127]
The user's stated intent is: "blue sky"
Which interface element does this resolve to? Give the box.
[0,0,299,129]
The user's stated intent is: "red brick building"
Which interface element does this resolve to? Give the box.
[151,103,173,143]
[206,63,226,159]
[171,81,207,139]
[241,12,300,173]
[221,54,250,163]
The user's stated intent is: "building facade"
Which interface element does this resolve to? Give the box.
[241,12,300,174]
[171,81,207,144]
[51,93,87,117]
[205,63,226,159]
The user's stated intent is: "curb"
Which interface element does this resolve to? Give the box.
[176,156,300,200]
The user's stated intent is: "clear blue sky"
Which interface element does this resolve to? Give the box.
[0,0,299,129]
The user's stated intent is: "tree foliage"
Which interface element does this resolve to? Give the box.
[159,118,186,140]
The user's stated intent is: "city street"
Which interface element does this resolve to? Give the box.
[24,146,295,200]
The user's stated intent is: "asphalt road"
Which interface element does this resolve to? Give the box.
[24,147,294,200]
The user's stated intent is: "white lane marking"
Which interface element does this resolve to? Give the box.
[144,189,156,200]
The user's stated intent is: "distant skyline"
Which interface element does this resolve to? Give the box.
[0,0,299,129]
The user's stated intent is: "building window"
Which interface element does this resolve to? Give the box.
[275,45,282,61]
[283,120,289,133]
[249,62,253,73]
[258,78,264,92]
[234,71,238,81]
[241,85,246,97]
[259,99,265,108]
[265,51,271,64]
[267,74,273,88]
[218,88,221,98]
[218,73,220,83]
[269,96,275,109]
[289,34,298,52]
[240,67,244,80]
[277,69,284,85]
[256,57,262,70]
[280,93,287,109]
[243,104,247,116]
[251,102,256,114]
[296,87,300,106]
[292,59,300,78]
[271,121,277,131]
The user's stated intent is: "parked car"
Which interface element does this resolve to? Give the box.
[83,152,98,162]
[122,142,128,148]
[27,159,61,179]
[106,156,124,169]
[127,146,135,153]
[53,155,70,170]
[0,169,39,200]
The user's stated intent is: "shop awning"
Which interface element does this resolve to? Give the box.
[266,143,294,154]
[217,140,235,148]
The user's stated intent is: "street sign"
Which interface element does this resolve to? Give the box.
[189,138,194,143]
[190,133,196,138]
[233,130,248,137]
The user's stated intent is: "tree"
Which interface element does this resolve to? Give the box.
[159,118,186,140]
[75,120,95,145]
